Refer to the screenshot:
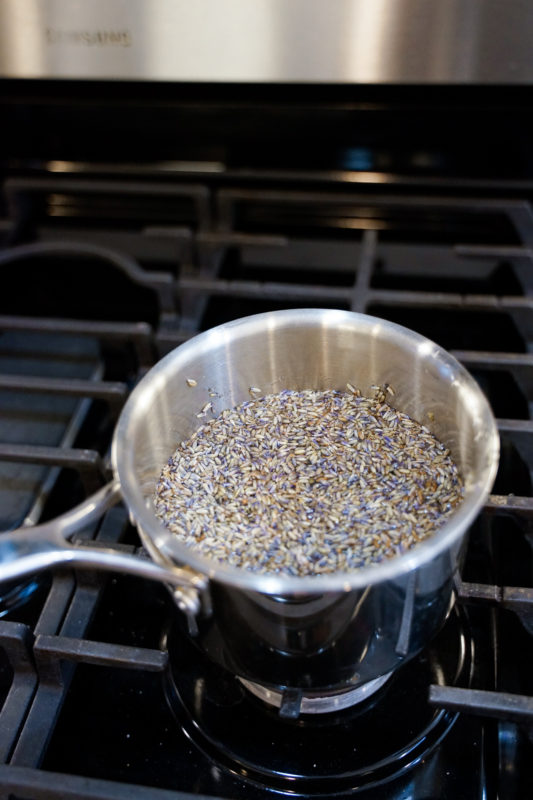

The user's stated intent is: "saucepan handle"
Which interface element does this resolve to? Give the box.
[0,480,207,615]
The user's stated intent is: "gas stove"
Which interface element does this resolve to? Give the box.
[0,79,533,799]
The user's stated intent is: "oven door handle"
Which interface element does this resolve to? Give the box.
[0,480,207,616]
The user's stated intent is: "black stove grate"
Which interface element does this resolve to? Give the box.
[0,170,532,798]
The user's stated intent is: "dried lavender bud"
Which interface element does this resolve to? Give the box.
[154,388,463,577]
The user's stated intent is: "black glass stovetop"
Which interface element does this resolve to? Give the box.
[2,96,533,796]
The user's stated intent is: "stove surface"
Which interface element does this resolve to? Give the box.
[1,86,533,797]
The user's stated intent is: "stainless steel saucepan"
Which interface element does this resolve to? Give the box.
[0,309,499,692]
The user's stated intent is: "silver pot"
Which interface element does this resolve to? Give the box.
[0,309,499,692]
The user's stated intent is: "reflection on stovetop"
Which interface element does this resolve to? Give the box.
[163,604,474,796]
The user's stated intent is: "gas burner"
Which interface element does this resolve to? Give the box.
[163,603,474,795]
[238,672,392,716]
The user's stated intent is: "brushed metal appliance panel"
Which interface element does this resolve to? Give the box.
[0,0,532,84]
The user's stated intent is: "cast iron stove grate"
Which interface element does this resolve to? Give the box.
[0,175,531,798]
